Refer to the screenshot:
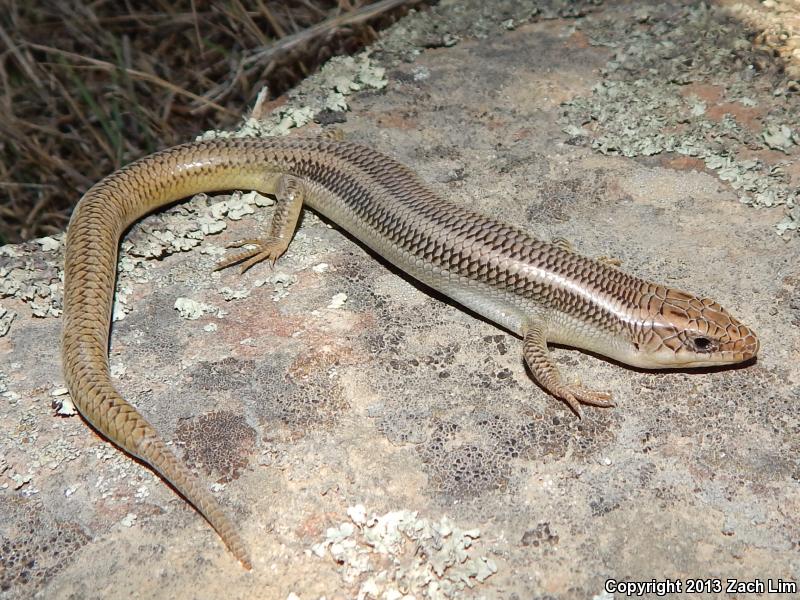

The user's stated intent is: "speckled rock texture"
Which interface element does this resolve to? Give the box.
[1,1,798,598]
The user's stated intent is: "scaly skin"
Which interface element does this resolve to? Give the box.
[62,137,759,568]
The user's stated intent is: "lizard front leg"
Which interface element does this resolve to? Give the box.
[216,174,306,273]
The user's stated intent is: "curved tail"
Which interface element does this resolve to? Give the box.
[61,140,281,569]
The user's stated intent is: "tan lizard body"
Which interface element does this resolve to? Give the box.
[62,137,759,568]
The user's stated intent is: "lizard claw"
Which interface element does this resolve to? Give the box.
[556,384,615,418]
[215,238,285,274]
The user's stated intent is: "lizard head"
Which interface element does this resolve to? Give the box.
[628,286,759,369]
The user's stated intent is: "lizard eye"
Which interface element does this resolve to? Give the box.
[691,336,714,352]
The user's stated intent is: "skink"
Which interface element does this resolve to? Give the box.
[62,137,759,569]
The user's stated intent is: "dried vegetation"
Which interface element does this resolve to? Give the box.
[0,0,428,244]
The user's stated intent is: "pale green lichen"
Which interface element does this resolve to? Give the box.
[0,271,61,319]
[312,506,497,599]
[200,54,389,141]
[327,292,348,309]
[559,3,799,232]
[173,297,216,320]
[252,272,296,302]
[0,304,16,337]
[35,237,61,252]
[0,235,63,332]
[218,286,250,301]
[110,282,133,322]
[762,124,798,152]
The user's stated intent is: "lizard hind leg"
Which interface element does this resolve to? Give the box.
[550,236,622,267]
[215,174,306,274]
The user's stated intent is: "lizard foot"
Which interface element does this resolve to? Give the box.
[555,384,614,418]
[321,127,345,141]
[215,238,286,274]
[597,256,622,267]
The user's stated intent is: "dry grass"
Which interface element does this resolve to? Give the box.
[0,0,428,244]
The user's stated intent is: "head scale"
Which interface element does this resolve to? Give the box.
[630,286,759,368]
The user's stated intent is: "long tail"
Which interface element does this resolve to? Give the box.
[61,141,282,569]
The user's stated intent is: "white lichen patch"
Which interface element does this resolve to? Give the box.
[0,233,64,337]
[0,304,17,337]
[120,191,275,269]
[322,54,388,113]
[111,282,134,322]
[219,286,251,301]
[267,106,318,137]
[762,124,797,153]
[41,438,81,470]
[174,298,217,320]
[29,284,61,318]
[0,245,21,259]
[0,259,62,320]
[53,395,77,417]
[11,472,33,490]
[118,256,138,273]
[120,513,137,527]
[123,219,203,259]
[311,506,497,599]
[224,196,256,221]
[253,272,296,301]
[776,205,800,235]
[2,389,20,403]
[35,237,61,252]
[327,292,348,309]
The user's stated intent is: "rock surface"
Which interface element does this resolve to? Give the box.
[1,1,798,598]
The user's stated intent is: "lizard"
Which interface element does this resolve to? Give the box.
[61,136,760,569]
